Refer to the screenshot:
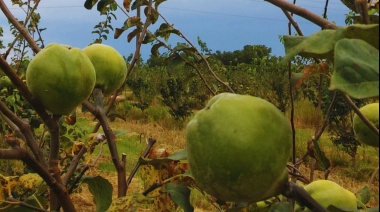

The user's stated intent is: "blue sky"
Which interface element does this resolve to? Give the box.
[1,0,350,61]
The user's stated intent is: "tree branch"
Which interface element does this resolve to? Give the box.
[265,0,338,29]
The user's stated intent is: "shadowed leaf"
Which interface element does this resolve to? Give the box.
[84,0,98,10]
[162,182,194,212]
[355,186,372,206]
[312,139,331,171]
[114,28,125,39]
[151,42,165,56]
[82,176,113,212]
[127,28,141,42]
[97,0,113,12]
[330,39,379,99]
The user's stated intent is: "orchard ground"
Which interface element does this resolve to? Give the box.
[68,98,379,211]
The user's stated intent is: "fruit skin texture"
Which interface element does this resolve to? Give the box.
[26,43,96,115]
[295,180,357,211]
[82,44,127,95]
[353,103,379,147]
[186,93,292,203]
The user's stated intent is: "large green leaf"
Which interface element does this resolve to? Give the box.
[355,186,372,207]
[82,176,113,212]
[162,182,194,212]
[283,24,379,62]
[330,39,379,99]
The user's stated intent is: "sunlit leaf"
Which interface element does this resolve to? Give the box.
[283,24,379,62]
[82,176,113,212]
[107,193,153,211]
[126,16,141,28]
[330,39,379,99]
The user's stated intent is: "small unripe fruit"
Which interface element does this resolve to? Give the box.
[295,180,357,211]
[353,103,379,147]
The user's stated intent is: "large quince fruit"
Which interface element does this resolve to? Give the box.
[186,93,292,203]
[296,180,357,211]
[26,44,96,115]
[353,103,379,147]
[82,44,127,95]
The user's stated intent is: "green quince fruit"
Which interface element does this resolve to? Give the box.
[353,103,379,147]
[295,180,357,211]
[26,43,96,115]
[82,44,127,95]
[186,93,292,203]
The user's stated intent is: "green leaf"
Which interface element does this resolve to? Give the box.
[167,148,188,160]
[127,28,141,42]
[355,186,372,206]
[162,182,194,212]
[151,42,165,56]
[144,7,159,24]
[97,0,113,12]
[82,176,113,212]
[142,32,155,44]
[84,0,98,10]
[312,139,331,171]
[330,39,379,99]
[283,24,379,62]
[114,28,125,39]
[268,202,292,212]
[107,193,153,211]
[283,30,340,62]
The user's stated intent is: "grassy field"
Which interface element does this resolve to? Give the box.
[71,99,379,211]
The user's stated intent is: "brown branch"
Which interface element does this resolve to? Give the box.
[48,115,64,211]
[356,0,371,24]
[62,146,87,187]
[265,0,338,30]
[0,138,76,212]
[6,197,48,212]
[0,0,41,54]
[82,91,127,197]
[0,100,47,168]
[126,138,156,192]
